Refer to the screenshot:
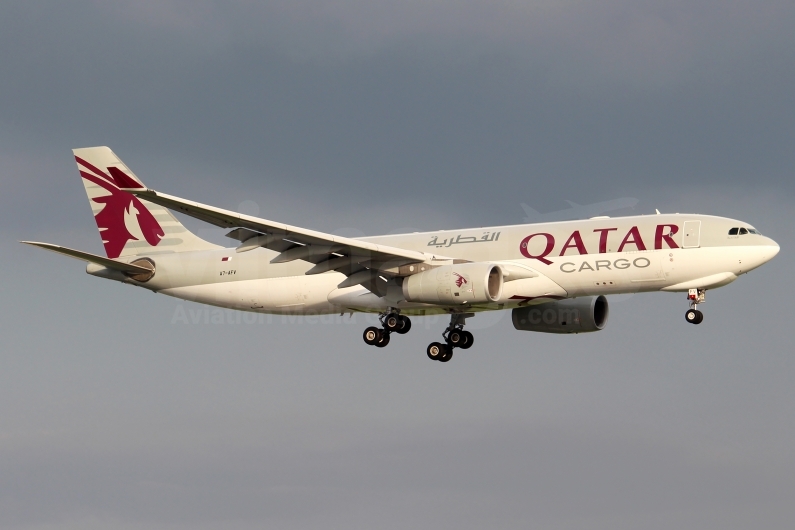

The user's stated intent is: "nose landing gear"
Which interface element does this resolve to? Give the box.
[685,288,705,325]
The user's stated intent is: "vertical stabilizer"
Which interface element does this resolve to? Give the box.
[73,146,219,258]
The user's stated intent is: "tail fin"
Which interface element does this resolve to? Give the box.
[73,147,219,258]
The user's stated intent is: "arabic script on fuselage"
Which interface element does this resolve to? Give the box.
[427,231,501,248]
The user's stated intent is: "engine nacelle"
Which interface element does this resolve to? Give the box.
[402,262,503,305]
[512,295,609,334]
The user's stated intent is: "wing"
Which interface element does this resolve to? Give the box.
[124,188,429,291]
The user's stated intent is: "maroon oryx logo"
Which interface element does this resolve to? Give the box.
[453,272,468,288]
[75,156,164,258]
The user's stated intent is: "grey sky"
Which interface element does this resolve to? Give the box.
[1,2,794,529]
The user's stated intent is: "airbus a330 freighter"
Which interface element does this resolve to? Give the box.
[24,147,780,362]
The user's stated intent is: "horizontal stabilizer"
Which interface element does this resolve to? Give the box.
[20,241,153,275]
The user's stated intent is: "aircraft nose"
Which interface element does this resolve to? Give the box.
[763,237,780,262]
[741,238,780,272]
[770,239,780,258]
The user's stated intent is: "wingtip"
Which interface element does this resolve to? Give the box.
[20,241,54,249]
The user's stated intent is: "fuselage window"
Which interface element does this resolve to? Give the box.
[739,228,748,235]
[728,227,739,235]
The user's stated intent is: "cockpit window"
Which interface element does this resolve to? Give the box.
[728,227,738,235]
[739,228,748,235]
[748,228,759,234]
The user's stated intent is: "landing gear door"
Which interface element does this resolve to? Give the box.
[682,220,701,248]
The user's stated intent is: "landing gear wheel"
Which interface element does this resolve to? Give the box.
[375,332,390,347]
[363,326,382,345]
[685,290,706,325]
[459,331,474,349]
[427,342,446,361]
[395,315,412,334]
[439,348,453,362]
[685,309,703,325]
[384,313,402,332]
[448,330,466,347]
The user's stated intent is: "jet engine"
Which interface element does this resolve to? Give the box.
[512,295,608,334]
[402,262,503,305]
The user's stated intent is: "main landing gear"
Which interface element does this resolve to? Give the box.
[361,311,476,363]
[426,313,474,363]
[685,288,706,325]
[362,310,411,348]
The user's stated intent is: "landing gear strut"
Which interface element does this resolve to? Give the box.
[362,310,411,348]
[685,288,705,325]
[427,313,474,363]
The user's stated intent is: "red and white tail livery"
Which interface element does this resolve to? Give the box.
[74,146,216,258]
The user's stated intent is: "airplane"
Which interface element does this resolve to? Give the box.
[521,198,639,223]
[22,147,780,363]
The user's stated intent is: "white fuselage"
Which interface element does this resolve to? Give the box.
[90,213,779,316]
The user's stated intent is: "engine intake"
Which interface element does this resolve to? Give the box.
[402,262,503,305]
[512,295,609,334]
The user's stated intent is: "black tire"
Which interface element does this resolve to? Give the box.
[685,309,699,324]
[427,342,445,360]
[363,326,381,345]
[440,349,453,362]
[376,331,390,347]
[395,315,412,334]
[694,310,704,325]
[459,331,474,349]
[384,313,402,332]
[448,330,465,347]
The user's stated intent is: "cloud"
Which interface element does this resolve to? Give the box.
[1,3,794,528]
[2,0,794,223]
